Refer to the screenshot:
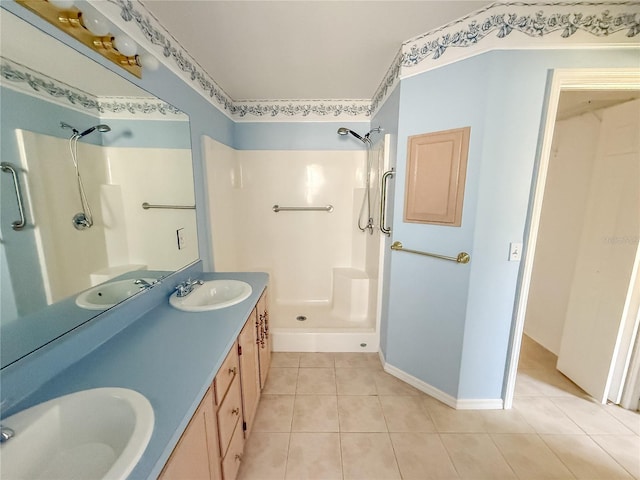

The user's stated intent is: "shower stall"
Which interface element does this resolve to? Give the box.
[205,130,393,352]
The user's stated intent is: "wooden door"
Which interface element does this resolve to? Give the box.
[159,389,221,480]
[557,99,640,403]
[238,308,261,437]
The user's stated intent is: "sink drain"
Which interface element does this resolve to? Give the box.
[296,315,307,322]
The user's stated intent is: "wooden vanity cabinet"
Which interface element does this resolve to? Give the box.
[215,344,244,480]
[158,388,222,480]
[238,309,260,437]
[160,287,271,480]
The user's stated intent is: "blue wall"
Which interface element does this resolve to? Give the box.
[384,48,639,401]
[371,84,401,359]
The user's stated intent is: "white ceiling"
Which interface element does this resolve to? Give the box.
[142,0,492,101]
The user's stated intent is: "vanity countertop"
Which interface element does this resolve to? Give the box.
[8,271,269,479]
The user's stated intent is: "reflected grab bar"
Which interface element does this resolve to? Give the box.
[391,241,470,264]
[272,205,334,213]
[142,202,195,210]
[1,163,26,230]
[379,168,394,236]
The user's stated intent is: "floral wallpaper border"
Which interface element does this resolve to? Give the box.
[109,1,639,121]
[1,57,187,120]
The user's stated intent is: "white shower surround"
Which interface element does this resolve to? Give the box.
[204,136,385,352]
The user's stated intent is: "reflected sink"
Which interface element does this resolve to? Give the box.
[75,278,155,310]
[0,388,154,480]
[169,279,252,312]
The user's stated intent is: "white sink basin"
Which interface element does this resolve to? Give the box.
[75,278,155,310]
[0,388,154,480]
[169,279,252,312]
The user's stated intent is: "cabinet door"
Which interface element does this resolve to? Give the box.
[257,289,271,389]
[159,389,221,480]
[238,308,261,437]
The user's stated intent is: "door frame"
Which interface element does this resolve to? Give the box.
[503,68,640,410]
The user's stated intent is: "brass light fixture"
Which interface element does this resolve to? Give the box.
[15,0,142,78]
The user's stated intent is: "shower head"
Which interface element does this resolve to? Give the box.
[78,124,111,138]
[337,127,366,143]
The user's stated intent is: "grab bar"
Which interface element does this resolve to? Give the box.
[379,168,394,236]
[272,205,334,213]
[1,163,26,230]
[391,241,470,264]
[142,202,195,210]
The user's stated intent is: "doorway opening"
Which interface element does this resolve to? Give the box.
[505,69,640,411]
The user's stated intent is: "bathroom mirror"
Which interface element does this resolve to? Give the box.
[0,8,198,368]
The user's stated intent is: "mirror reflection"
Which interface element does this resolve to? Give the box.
[0,9,198,368]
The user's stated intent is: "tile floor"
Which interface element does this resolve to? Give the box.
[237,338,640,480]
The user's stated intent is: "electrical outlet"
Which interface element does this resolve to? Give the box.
[509,242,522,262]
[177,228,186,250]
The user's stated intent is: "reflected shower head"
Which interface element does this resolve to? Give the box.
[337,127,366,143]
[78,124,111,137]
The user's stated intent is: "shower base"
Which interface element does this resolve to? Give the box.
[270,303,378,353]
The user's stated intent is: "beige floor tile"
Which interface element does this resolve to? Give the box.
[390,433,459,479]
[296,367,337,394]
[423,397,486,433]
[237,432,289,480]
[591,434,640,479]
[374,371,421,395]
[341,433,401,480]
[336,367,377,395]
[252,395,295,432]
[512,397,583,434]
[379,395,436,432]
[517,369,587,398]
[338,395,388,432]
[334,352,382,369]
[491,433,573,479]
[263,367,299,395]
[551,397,634,435]
[541,434,633,479]
[271,352,301,368]
[480,409,535,433]
[285,433,342,480]
[299,352,335,368]
[518,336,559,371]
[440,433,517,479]
[604,404,640,435]
[291,395,339,432]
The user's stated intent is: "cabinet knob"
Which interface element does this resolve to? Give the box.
[228,367,237,376]
[232,407,240,416]
[235,454,242,462]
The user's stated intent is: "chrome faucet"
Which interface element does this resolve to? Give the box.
[0,426,15,442]
[175,278,204,297]
[134,278,155,289]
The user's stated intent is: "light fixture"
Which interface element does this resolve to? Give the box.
[113,33,138,57]
[137,53,160,71]
[80,7,110,36]
[16,0,142,78]
[48,0,74,8]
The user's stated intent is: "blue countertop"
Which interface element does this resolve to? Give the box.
[3,271,269,479]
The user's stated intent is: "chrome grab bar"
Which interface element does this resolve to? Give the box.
[391,241,470,264]
[142,202,195,210]
[379,168,394,236]
[272,205,334,213]
[1,163,26,230]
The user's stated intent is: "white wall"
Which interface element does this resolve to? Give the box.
[105,146,197,271]
[524,112,600,354]
[204,136,368,305]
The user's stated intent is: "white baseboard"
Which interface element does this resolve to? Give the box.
[382,360,504,410]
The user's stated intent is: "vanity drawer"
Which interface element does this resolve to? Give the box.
[217,375,243,457]
[215,342,239,405]
[221,419,245,480]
